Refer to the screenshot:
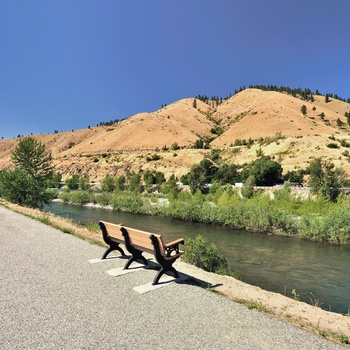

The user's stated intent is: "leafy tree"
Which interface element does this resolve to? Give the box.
[102,175,115,192]
[128,172,142,193]
[0,168,45,207]
[213,164,240,185]
[194,139,204,149]
[187,164,207,194]
[0,137,54,208]
[210,149,221,162]
[240,175,255,198]
[79,173,90,190]
[45,172,62,188]
[143,170,155,187]
[249,156,282,186]
[307,158,345,202]
[155,171,166,186]
[187,159,218,194]
[283,170,304,185]
[193,98,197,109]
[65,175,80,190]
[180,173,190,185]
[115,175,126,192]
[160,174,178,196]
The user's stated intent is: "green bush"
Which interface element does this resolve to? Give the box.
[326,142,339,149]
[69,191,93,205]
[300,207,350,244]
[95,192,113,206]
[0,168,50,208]
[111,193,144,212]
[58,190,93,205]
[182,235,239,278]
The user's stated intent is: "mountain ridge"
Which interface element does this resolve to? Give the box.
[1,88,350,181]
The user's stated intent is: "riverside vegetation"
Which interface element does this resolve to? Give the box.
[53,178,350,245]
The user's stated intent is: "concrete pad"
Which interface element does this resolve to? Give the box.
[133,275,187,294]
[88,258,107,264]
[88,256,124,264]
[106,266,144,277]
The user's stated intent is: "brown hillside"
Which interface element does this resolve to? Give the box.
[1,89,350,181]
[212,89,348,146]
[60,99,214,155]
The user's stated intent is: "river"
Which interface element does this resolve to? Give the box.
[45,201,350,315]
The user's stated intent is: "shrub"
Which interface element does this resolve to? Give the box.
[171,142,179,150]
[0,168,50,208]
[58,190,71,203]
[182,235,239,278]
[95,192,113,206]
[68,190,93,205]
[300,207,350,244]
[111,193,144,212]
[326,143,339,149]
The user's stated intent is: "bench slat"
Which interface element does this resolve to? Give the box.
[123,227,164,253]
[100,221,124,241]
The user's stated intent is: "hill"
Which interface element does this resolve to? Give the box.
[1,88,350,181]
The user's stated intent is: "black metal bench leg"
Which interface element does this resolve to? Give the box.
[102,245,125,259]
[152,266,179,285]
[123,252,148,270]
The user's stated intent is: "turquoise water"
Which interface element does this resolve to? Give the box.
[45,202,350,314]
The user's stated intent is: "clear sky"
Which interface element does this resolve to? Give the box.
[1,0,349,140]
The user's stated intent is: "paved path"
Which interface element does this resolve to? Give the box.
[0,206,346,349]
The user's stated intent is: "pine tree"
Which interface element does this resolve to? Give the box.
[301,105,307,115]
[193,98,197,109]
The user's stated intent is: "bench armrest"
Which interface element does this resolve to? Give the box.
[164,238,184,257]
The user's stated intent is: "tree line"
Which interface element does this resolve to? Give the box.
[0,136,348,210]
[249,85,350,104]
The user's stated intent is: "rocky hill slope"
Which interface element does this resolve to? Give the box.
[1,88,350,181]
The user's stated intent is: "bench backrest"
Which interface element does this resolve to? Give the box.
[122,226,165,255]
[99,221,124,242]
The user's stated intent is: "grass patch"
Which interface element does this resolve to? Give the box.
[238,299,267,312]
[337,333,349,344]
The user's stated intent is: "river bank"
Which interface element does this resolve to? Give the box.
[55,188,350,245]
[1,199,349,345]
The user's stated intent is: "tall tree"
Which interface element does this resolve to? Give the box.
[301,105,307,115]
[307,158,345,202]
[193,98,197,109]
[0,137,54,208]
[11,137,53,182]
[249,156,282,186]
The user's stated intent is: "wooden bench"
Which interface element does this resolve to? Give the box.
[99,221,185,285]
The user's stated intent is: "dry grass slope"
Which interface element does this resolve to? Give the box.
[1,89,350,181]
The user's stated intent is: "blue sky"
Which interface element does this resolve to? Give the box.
[1,0,349,140]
